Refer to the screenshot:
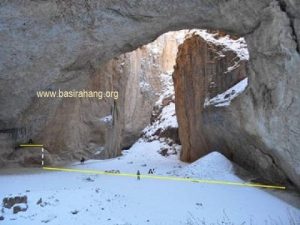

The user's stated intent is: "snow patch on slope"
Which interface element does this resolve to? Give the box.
[156,72,175,105]
[204,77,248,107]
[143,71,178,138]
[143,102,177,138]
[100,115,112,123]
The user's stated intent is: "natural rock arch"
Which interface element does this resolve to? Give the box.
[0,0,299,188]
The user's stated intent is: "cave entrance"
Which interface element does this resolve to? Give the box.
[113,29,249,162]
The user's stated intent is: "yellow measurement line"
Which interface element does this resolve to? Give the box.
[42,166,286,190]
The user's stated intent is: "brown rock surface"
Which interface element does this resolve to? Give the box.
[173,34,247,162]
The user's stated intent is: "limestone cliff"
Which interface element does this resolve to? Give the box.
[0,30,185,166]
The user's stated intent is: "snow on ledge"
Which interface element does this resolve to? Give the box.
[204,77,248,107]
[192,29,249,61]
[100,115,112,123]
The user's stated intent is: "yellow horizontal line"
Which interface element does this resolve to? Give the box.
[42,166,286,190]
[19,144,44,147]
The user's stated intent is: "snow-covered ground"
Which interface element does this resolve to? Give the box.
[0,140,299,225]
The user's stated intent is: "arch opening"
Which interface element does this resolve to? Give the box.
[1,1,300,223]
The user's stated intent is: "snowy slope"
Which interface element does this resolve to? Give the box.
[1,141,299,225]
[204,77,248,107]
[143,102,178,138]
[143,72,178,140]
[172,151,238,181]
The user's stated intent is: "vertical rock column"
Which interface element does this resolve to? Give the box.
[173,36,209,162]
[173,33,247,162]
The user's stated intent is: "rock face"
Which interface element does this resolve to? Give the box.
[38,58,125,160]
[174,28,300,187]
[0,0,299,188]
[173,33,247,162]
[0,30,184,165]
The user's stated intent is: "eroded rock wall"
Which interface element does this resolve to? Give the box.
[0,30,184,166]
[173,33,247,162]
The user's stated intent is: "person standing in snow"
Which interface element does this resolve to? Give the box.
[148,169,153,174]
[137,170,141,180]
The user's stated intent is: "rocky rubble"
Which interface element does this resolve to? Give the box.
[2,195,28,215]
